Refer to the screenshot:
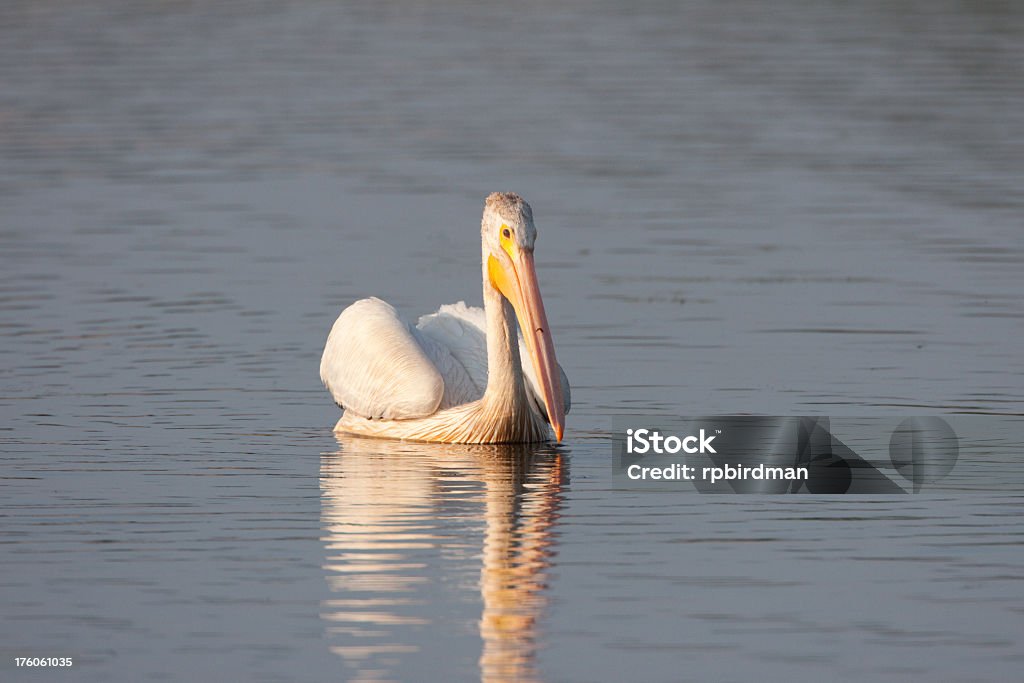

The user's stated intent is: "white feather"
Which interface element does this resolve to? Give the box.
[320,298,437,419]
[416,302,489,395]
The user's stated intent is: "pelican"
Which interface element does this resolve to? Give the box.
[320,192,570,443]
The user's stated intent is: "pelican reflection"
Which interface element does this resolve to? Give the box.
[321,435,566,682]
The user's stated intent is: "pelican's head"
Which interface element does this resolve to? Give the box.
[482,192,566,441]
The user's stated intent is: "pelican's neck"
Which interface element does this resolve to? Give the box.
[482,276,527,408]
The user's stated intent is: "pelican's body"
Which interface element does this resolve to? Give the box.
[320,193,569,443]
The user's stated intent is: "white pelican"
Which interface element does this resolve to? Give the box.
[320,192,569,443]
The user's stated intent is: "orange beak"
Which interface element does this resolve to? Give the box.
[488,248,566,441]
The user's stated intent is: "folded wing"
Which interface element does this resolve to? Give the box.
[320,297,475,420]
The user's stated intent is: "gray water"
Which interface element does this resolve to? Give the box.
[2,1,1023,681]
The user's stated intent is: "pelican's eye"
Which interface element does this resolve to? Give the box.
[499,224,515,258]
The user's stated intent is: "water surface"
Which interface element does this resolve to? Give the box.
[1,1,1023,681]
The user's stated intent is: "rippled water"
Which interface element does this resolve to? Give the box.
[2,1,1023,681]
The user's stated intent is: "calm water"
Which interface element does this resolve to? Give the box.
[2,1,1023,681]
